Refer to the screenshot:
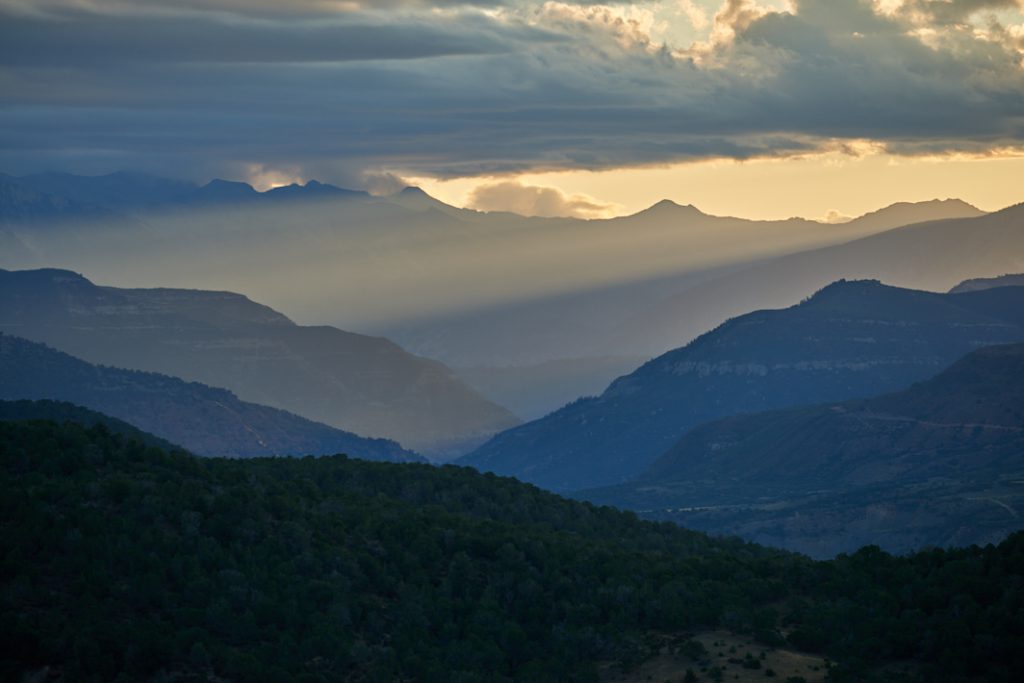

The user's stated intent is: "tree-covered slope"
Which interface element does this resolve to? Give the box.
[584,343,1024,557]
[0,398,183,451]
[0,334,421,462]
[461,280,1024,491]
[2,418,1024,682]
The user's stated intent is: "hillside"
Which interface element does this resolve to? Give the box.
[460,280,1024,491]
[584,343,1024,557]
[0,399,183,452]
[0,334,421,462]
[3,417,1023,682]
[0,268,518,458]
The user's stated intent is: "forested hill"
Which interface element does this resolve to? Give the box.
[3,416,1024,682]
[0,399,182,452]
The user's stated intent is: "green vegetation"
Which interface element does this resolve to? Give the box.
[2,416,1023,682]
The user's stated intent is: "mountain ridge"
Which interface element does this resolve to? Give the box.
[0,268,519,458]
[583,342,1024,557]
[0,333,423,462]
[459,279,1024,491]
[4,169,989,223]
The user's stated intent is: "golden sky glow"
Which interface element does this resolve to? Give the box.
[410,147,1024,221]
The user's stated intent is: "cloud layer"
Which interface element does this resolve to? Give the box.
[1,0,1022,184]
[468,180,618,217]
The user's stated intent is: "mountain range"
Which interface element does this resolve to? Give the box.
[595,203,1024,365]
[583,342,1024,557]
[459,279,1024,491]
[0,334,422,462]
[0,268,517,458]
[3,171,369,218]
[0,171,991,418]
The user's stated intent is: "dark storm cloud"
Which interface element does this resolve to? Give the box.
[0,8,551,66]
[0,0,1022,183]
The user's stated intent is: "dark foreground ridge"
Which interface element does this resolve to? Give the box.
[2,413,1023,682]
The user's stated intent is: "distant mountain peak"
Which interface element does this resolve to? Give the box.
[630,199,706,219]
[264,180,367,200]
[389,186,461,214]
[846,197,984,229]
[197,178,258,199]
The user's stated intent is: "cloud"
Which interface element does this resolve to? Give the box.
[900,0,1023,25]
[0,8,540,66]
[0,0,1022,184]
[467,180,619,217]
[819,209,853,223]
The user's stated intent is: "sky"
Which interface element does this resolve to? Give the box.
[1,0,1023,219]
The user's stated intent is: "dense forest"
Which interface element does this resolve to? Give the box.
[2,414,1022,682]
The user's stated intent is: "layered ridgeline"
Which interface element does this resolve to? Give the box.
[0,268,517,458]
[460,280,1024,491]
[3,414,1024,682]
[391,198,988,367]
[599,203,1024,365]
[585,343,1024,558]
[3,171,369,219]
[0,171,988,420]
[0,334,420,462]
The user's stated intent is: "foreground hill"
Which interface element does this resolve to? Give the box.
[0,334,421,462]
[3,417,1023,682]
[0,399,182,451]
[460,280,1024,491]
[0,268,518,457]
[585,343,1024,557]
